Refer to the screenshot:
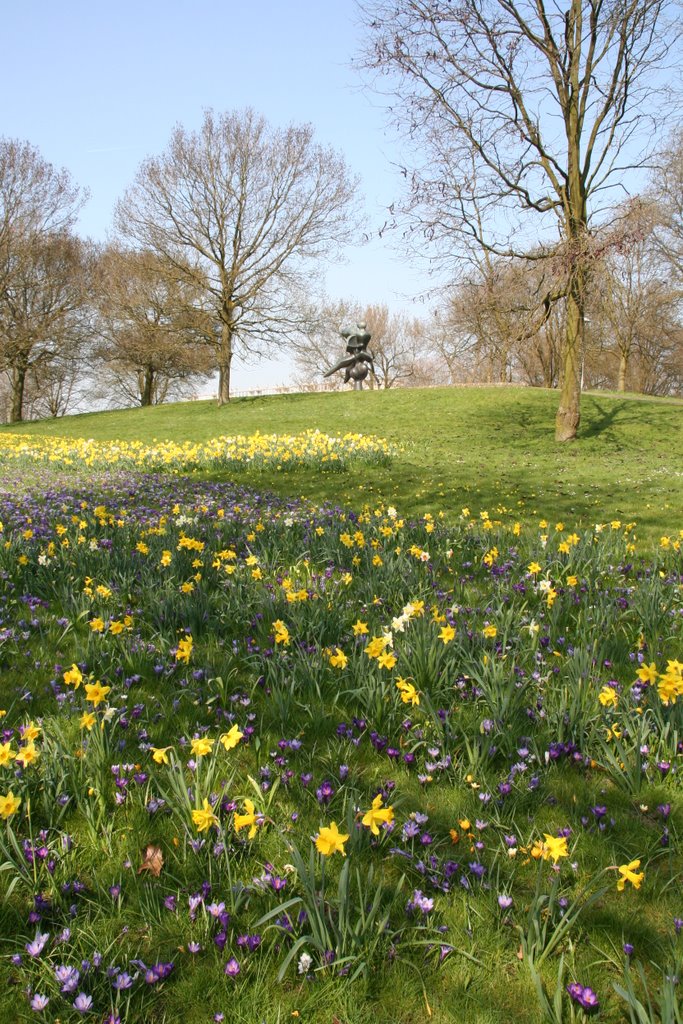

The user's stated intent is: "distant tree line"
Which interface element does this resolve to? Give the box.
[0,110,361,422]
[2,109,682,424]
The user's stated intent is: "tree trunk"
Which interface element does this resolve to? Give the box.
[617,350,628,392]
[217,323,233,405]
[555,275,583,442]
[9,364,27,423]
[555,1,587,443]
[141,366,155,406]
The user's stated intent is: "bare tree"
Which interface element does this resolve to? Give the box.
[0,138,88,421]
[651,128,683,278]
[23,328,93,418]
[365,302,427,388]
[95,246,214,407]
[589,199,681,391]
[359,0,680,439]
[433,255,564,386]
[290,298,429,389]
[0,231,92,422]
[115,109,361,404]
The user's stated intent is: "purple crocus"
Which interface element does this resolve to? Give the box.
[407,889,434,914]
[224,956,241,977]
[26,932,49,957]
[29,993,49,1011]
[567,983,599,1012]
[73,992,93,1014]
[112,971,134,991]
[54,964,80,993]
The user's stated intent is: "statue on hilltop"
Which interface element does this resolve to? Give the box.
[324,321,375,390]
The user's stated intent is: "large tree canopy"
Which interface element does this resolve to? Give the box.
[359,0,680,439]
[115,109,362,404]
[0,138,87,422]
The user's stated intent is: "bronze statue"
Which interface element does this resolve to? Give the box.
[324,321,375,389]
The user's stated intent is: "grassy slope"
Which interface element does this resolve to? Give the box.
[3,386,682,543]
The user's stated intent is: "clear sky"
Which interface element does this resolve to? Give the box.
[2,0,433,393]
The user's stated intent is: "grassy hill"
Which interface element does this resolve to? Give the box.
[3,385,682,543]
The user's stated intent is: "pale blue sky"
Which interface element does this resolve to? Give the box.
[2,0,432,391]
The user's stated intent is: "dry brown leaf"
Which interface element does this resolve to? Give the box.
[138,843,164,877]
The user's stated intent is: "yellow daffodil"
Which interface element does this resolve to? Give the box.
[617,859,644,891]
[175,635,193,664]
[657,660,683,705]
[234,799,260,839]
[0,791,21,819]
[15,743,39,768]
[541,834,569,863]
[85,681,111,706]
[396,678,420,706]
[219,725,243,751]
[21,721,41,743]
[151,746,172,764]
[599,686,619,708]
[377,650,397,670]
[361,794,394,836]
[364,636,389,659]
[0,742,15,766]
[63,664,83,688]
[439,624,455,644]
[192,798,219,833]
[79,711,97,731]
[329,647,348,669]
[637,662,657,684]
[190,736,214,758]
[315,821,349,856]
[273,620,290,645]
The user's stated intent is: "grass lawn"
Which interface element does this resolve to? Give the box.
[3,385,681,548]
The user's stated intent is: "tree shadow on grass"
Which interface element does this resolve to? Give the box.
[580,400,632,439]
[580,397,682,441]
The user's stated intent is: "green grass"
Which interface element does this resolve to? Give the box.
[3,386,681,546]
[6,385,683,544]
[0,393,681,1023]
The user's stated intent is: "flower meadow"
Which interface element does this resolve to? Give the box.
[0,449,681,1023]
[0,429,397,475]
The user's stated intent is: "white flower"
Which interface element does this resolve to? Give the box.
[297,952,313,974]
[387,506,397,519]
